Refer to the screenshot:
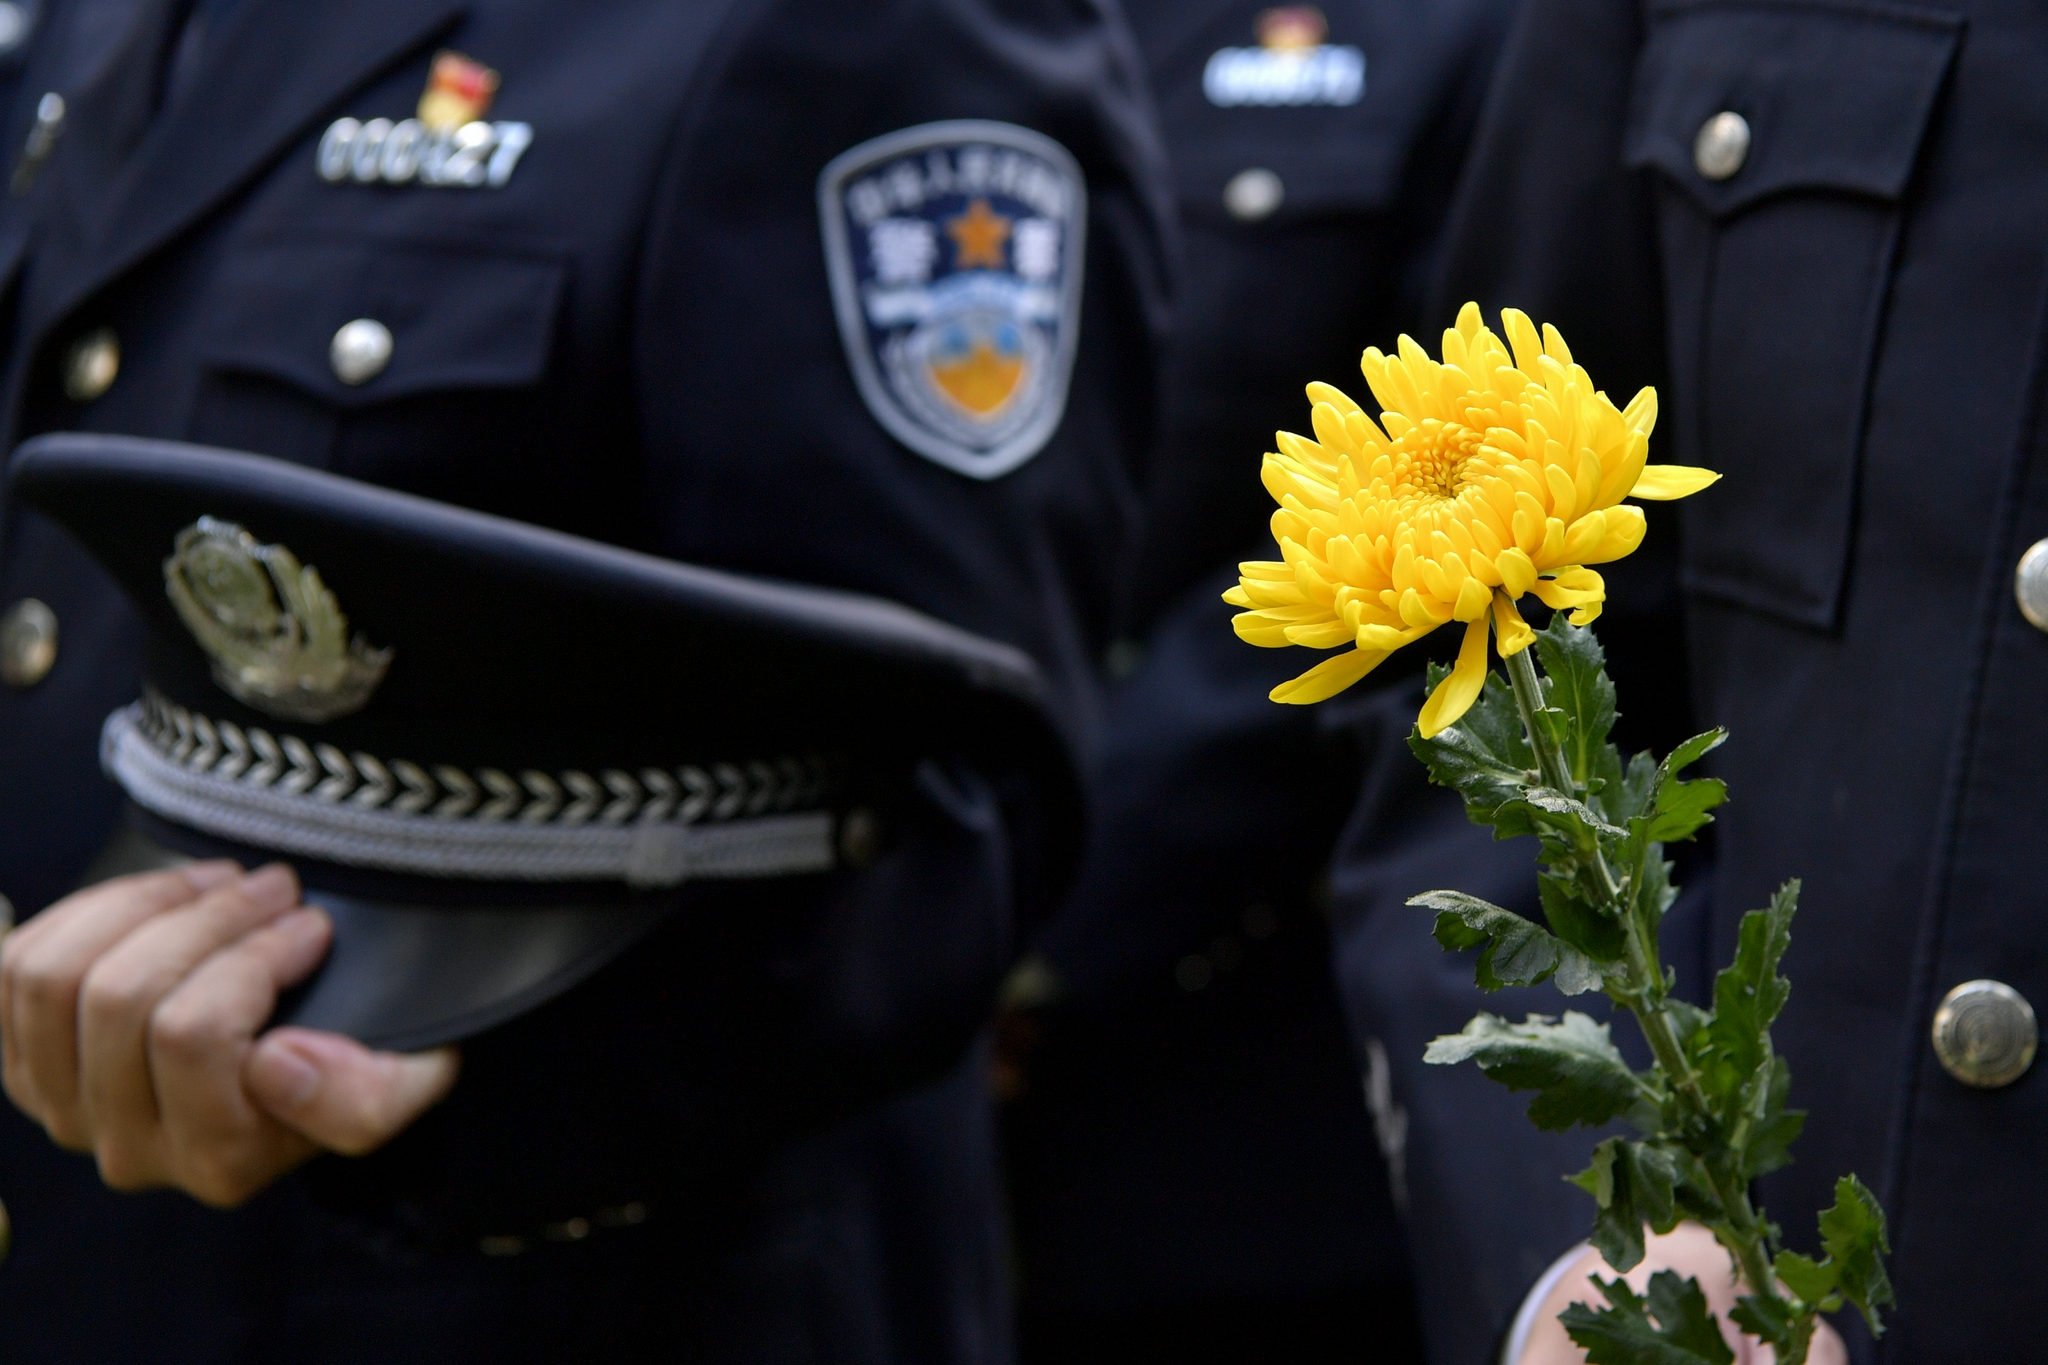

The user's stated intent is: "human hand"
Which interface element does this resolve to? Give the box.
[0,863,457,1206]
[1518,1223,1848,1365]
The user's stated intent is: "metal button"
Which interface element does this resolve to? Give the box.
[0,598,57,688]
[2015,538,2048,631]
[62,328,118,401]
[1932,979,2037,1088]
[1223,167,1285,222]
[1693,111,1751,181]
[330,318,394,385]
[0,4,31,55]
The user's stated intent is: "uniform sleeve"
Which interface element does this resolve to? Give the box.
[1327,0,1701,1360]
[627,0,1174,748]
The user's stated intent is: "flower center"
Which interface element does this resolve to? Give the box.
[1392,419,1482,502]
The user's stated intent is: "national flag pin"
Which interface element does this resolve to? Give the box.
[418,50,499,133]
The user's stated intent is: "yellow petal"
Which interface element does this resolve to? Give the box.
[1222,585,1254,607]
[1453,574,1492,622]
[1583,504,1646,564]
[1284,620,1358,649]
[1621,385,1658,437]
[1491,594,1536,657]
[1232,613,1294,647]
[1456,301,1483,340]
[1305,381,1361,417]
[1418,616,1490,738]
[1495,546,1537,596]
[1630,465,1721,500]
[1270,647,1391,705]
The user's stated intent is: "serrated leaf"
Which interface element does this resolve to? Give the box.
[1598,750,1662,826]
[1409,669,1535,823]
[1414,889,1602,993]
[1773,1251,1836,1305]
[1701,883,1799,1109]
[1664,728,1728,778]
[1424,1011,1642,1130]
[1818,1176,1892,1334]
[1535,615,1619,786]
[1539,872,1629,965]
[1727,1292,1801,1350]
[1562,1271,1735,1365]
[1743,1055,1805,1180]
[1647,774,1728,844]
[1569,1138,1683,1271]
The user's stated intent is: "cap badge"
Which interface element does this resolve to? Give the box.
[819,121,1086,480]
[163,517,392,724]
[1204,7,1365,108]
[418,50,499,132]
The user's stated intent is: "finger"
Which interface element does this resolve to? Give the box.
[143,908,332,1205]
[0,862,239,1145]
[75,865,300,1186]
[245,1028,459,1157]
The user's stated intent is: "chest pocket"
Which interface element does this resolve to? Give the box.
[1624,0,1960,629]
[191,237,567,497]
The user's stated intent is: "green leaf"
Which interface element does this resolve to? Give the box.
[1664,728,1728,778]
[1818,1176,1893,1335]
[1408,670,1534,823]
[1742,1055,1806,1181]
[1727,1292,1801,1352]
[1413,890,1603,994]
[1569,1138,1682,1272]
[1562,1271,1735,1365]
[1701,883,1799,1109]
[1539,872,1629,965]
[1646,773,1728,844]
[1772,1251,1836,1306]
[1597,750,1662,826]
[1535,615,1619,786]
[1423,1011,1642,1130]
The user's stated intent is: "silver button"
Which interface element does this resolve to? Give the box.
[1223,167,1285,222]
[0,598,57,688]
[2015,538,2048,631]
[1693,111,1751,181]
[330,318,394,385]
[0,4,31,55]
[1932,979,2037,1088]
[62,328,119,401]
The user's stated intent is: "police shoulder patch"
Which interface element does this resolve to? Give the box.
[819,121,1087,480]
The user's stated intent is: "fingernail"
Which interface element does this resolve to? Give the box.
[283,907,331,942]
[182,860,241,892]
[252,1040,320,1111]
[239,864,297,909]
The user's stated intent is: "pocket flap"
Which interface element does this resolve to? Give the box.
[1624,0,1961,218]
[203,239,566,407]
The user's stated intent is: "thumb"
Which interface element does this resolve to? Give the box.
[243,1027,459,1156]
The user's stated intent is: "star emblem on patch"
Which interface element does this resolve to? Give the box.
[818,121,1087,480]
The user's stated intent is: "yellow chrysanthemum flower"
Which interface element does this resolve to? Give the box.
[1224,302,1718,736]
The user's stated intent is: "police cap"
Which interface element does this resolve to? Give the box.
[9,434,1073,1051]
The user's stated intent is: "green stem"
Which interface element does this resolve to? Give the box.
[1500,643,1790,1327]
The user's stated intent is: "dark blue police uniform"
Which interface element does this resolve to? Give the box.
[993,2,1513,1358]
[1327,0,2048,1361]
[0,1,1173,1360]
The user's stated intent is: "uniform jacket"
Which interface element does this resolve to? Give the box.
[0,0,1172,1360]
[1330,0,2048,1360]
[1000,0,1511,1337]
